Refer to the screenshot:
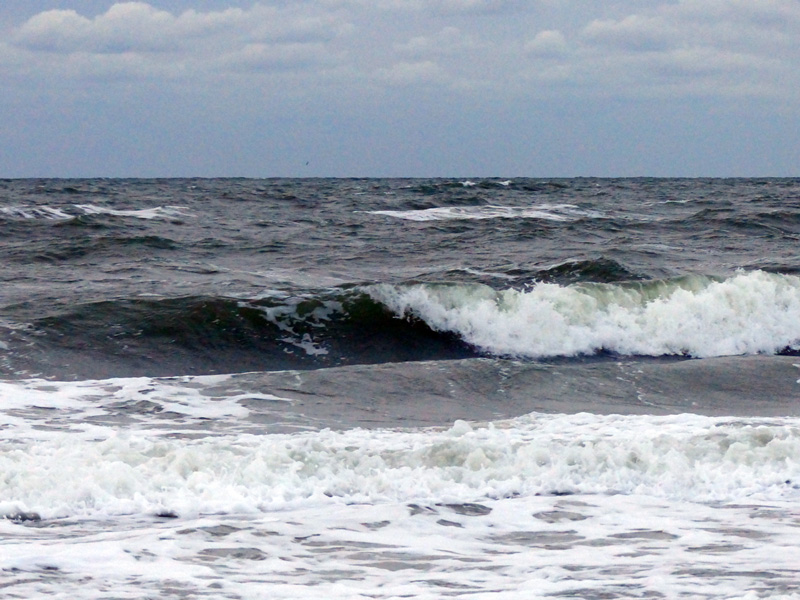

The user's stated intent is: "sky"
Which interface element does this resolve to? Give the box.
[1,0,798,177]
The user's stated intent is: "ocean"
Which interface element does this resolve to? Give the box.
[1,177,800,599]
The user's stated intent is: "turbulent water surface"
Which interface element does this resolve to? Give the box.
[2,177,800,599]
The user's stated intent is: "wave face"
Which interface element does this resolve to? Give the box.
[0,292,477,379]
[369,270,800,359]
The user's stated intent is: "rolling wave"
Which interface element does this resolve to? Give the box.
[369,270,800,359]
[5,270,800,379]
[2,292,474,379]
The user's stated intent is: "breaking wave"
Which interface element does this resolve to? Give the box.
[6,270,800,380]
[369,270,800,359]
[367,204,601,222]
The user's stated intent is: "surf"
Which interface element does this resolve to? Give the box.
[368,270,800,359]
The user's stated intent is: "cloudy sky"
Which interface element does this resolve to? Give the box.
[1,0,798,177]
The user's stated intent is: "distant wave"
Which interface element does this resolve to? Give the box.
[74,204,190,220]
[367,204,602,222]
[0,206,73,220]
[0,204,190,222]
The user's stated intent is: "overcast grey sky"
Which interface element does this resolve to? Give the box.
[1,0,798,177]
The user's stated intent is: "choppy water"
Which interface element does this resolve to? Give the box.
[2,177,800,598]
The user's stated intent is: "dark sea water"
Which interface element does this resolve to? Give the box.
[2,178,800,599]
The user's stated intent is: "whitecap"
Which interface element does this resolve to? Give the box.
[368,204,600,222]
[74,204,190,220]
[368,270,800,359]
[0,206,73,220]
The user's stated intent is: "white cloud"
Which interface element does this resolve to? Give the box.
[427,0,523,15]
[220,42,335,72]
[396,27,464,56]
[525,30,569,57]
[328,0,522,16]
[581,15,676,52]
[13,3,241,54]
[3,0,800,102]
[394,26,489,65]
[2,0,799,177]
[7,2,353,79]
[514,0,800,100]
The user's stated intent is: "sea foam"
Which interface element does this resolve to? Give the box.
[368,204,600,222]
[2,410,799,519]
[369,270,800,358]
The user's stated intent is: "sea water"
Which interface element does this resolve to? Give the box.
[2,177,800,598]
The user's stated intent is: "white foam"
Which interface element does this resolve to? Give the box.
[0,205,190,221]
[0,205,73,220]
[2,411,799,520]
[4,492,800,599]
[251,298,342,356]
[368,204,599,222]
[74,204,190,220]
[368,270,800,358]
[3,382,800,599]
[0,375,253,439]
[280,333,329,356]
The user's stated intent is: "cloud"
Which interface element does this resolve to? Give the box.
[516,0,800,100]
[220,42,335,73]
[13,3,238,54]
[331,0,523,16]
[581,16,676,52]
[426,0,523,16]
[8,2,352,80]
[525,30,569,57]
[3,0,800,102]
[394,26,490,67]
[396,27,465,56]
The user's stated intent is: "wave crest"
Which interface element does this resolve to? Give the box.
[368,270,800,358]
